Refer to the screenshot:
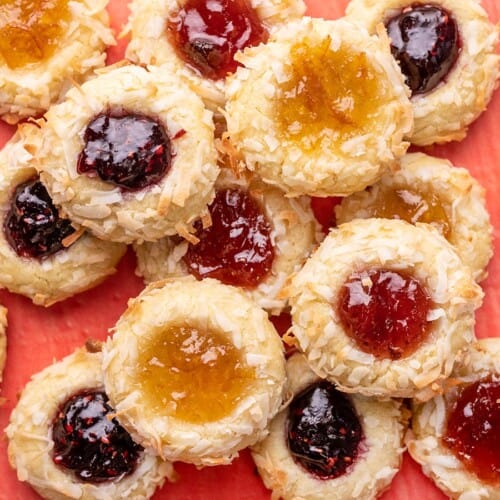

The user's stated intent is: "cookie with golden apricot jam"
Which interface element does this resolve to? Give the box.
[287,218,483,400]
[336,152,493,282]
[224,16,413,197]
[0,304,7,384]
[6,347,174,500]
[0,124,126,307]
[345,0,500,146]
[134,167,322,315]
[0,0,115,124]
[251,354,407,500]
[102,277,287,466]
[125,0,305,112]
[408,338,500,498]
[37,63,219,244]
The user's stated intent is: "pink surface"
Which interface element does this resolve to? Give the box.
[0,0,498,499]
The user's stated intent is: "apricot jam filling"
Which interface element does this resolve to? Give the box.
[166,0,268,80]
[362,185,451,239]
[136,324,255,424]
[275,38,387,149]
[337,268,433,360]
[0,0,70,69]
[443,376,500,485]
[182,188,275,288]
[287,381,364,479]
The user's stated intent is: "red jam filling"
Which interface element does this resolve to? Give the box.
[287,381,364,479]
[4,176,76,259]
[182,187,275,288]
[443,376,500,485]
[337,268,432,360]
[51,390,143,483]
[166,0,268,80]
[77,111,171,191]
[385,4,460,95]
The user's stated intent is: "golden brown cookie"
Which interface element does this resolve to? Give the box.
[102,277,287,466]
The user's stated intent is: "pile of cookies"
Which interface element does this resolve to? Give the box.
[0,0,499,498]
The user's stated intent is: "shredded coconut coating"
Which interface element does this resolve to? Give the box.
[345,0,500,146]
[125,0,306,111]
[37,63,219,244]
[224,17,413,197]
[251,354,407,500]
[102,277,287,466]
[0,0,115,124]
[5,348,175,500]
[408,338,500,499]
[0,125,126,307]
[336,152,493,282]
[134,168,322,315]
[287,218,483,400]
[0,304,7,384]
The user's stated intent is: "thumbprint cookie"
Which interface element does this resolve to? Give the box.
[224,16,413,197]
[102,277,286,466]
[6,347,174,500]
[345,0,500,146]
[0,125,126,307]
[336,152,493,282]
[409,338,500,498]
[134,167,322,315]
[287,218,483,400]
[251,354,407,500]
[0,304,7,384]
[38,63,219,244]
[0,0,115,124]
[125,0,305,111]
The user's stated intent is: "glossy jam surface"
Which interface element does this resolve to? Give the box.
[443,376,500,485]
[0,0,70,69]
[276,38,386,149]
[183,188,275,288]
[166,0,268,80]
[4,177,76,259]
[363,185,451,239]
[52,390,143,483]
[77,111,171,190]
[338,268,432,360]
[385,4,460,95]
[136,324,255,424]
[287,381,364,479]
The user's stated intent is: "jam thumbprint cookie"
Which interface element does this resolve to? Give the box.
[125,0,305,111]
[6,347,174,499]
[0,304,7,384]
[0,125,126,306]
[102,277,286,466]
[38,63,219,244]
[134,168,322,315]
[346,0,500,146]
[409,338,500,498]
[336,152,493,282]
[0,0,115,124]
[287,218,483,400]
[251,354,407,500]
[224,16,413,197]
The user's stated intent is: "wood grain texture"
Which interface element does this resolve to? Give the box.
[0,0,497,498]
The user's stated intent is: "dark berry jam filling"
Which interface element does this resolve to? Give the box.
[77,111,171,190]
[52,390,143,483]
[337,268,432,360]
[166,0,268,80]
[287,381,364,479]
[443,376,500,485]
[182,187,275,288]
[4,177,76,259]
[385,4,460,95]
